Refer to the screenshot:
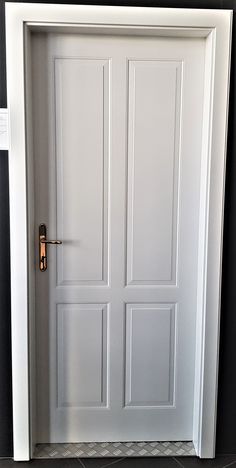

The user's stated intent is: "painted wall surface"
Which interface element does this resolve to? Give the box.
[0,0,236,457]
[0,1,12,457]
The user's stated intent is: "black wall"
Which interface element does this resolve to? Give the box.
[1,0,236,457]
[0,0,12,458]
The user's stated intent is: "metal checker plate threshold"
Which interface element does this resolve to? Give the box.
[34,441,196,458]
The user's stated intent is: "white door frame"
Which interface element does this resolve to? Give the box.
[5,2,232,461]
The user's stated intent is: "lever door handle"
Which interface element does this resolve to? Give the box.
[40,239,62,245]
[39,223,62,271]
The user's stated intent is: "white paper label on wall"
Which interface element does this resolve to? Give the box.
[0,109,9,150]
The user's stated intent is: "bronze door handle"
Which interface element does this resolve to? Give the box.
[39,223,62,271]
[40,239,62,245]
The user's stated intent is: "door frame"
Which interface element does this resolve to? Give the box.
[5,2,232,461]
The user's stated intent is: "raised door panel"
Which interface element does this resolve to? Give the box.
[55,58,110,286]
[126,61,182,286]
[57,304,108,408]
[125,304,176,407]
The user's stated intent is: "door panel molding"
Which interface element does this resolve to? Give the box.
[124,303,176,408]
[5,3,232,461]
[57,303,108,408]
[54,57,110,287]
[126,60,182,286]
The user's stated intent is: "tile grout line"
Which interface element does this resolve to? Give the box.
[77,459,86,468]
[102,457,126,468]
[76,456,126,468]
[222,461,236,468]
[173,456,186,468]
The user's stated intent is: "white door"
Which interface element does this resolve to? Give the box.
[31,31,205,443]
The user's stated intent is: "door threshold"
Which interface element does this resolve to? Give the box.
[34,441,196,458]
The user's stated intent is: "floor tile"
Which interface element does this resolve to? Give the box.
[79,458,125,468]
[1,457,236,468]
[0,461,14,467]
[0,459,80,467]
[82,458,179,468]
[0,459,124,468]
[117,457,180,467]
[174,456,236,468]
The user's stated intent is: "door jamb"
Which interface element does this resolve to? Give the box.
[5,2,232,461]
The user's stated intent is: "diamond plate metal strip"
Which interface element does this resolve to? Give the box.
[34,441,196,458]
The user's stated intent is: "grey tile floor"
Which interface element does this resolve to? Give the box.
[1,456,236,467]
